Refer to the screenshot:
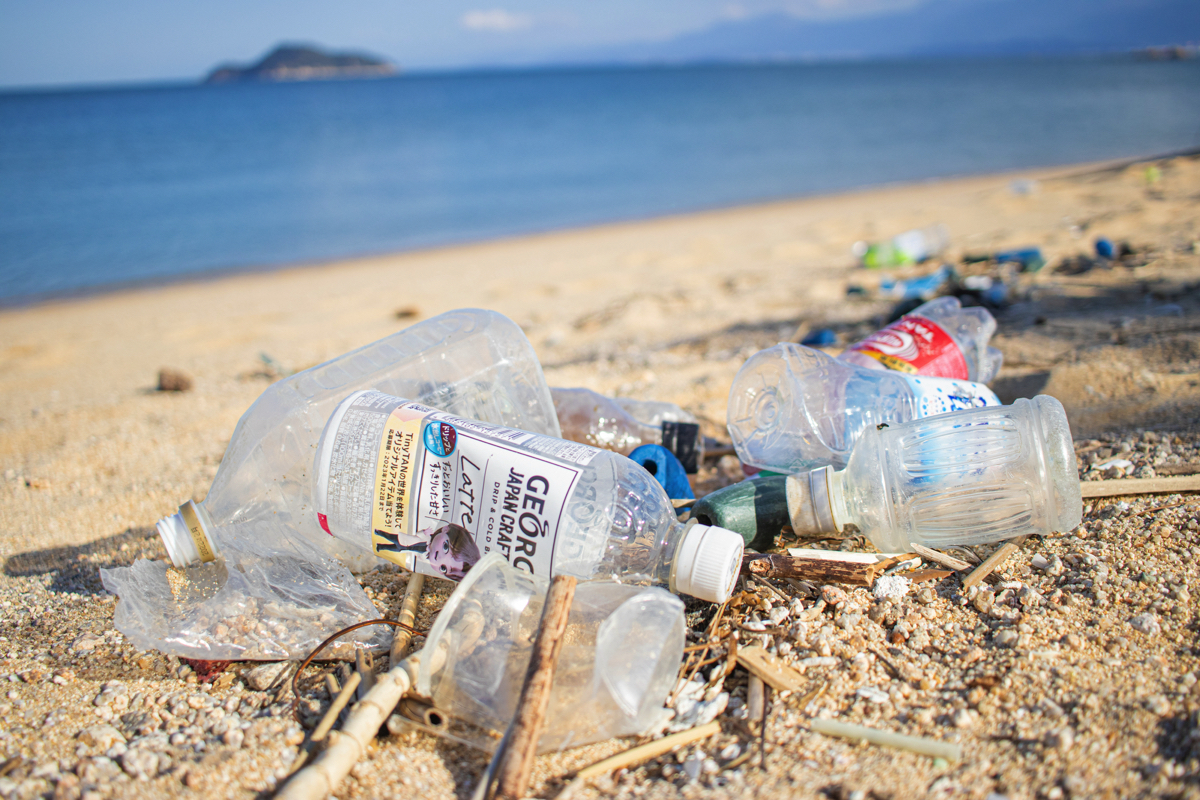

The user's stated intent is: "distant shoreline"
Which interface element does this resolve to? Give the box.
[2,150,1183,313]
[0,51,1155,96]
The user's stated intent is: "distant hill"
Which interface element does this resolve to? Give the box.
[205,45,396,84]
[573,0,1200,64]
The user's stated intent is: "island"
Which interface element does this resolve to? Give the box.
[204,44,397,84]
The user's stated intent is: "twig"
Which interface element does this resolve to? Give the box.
[290,618,422,725]
[563,721,721,790]
[277,655,421,800]
[737,646,806,693]
[486,575,578,800]
[355,650,376,702]
[962,536,1028,590]
[909,544,973,572]
[1080,475,1200,498]
[324,674,340,697]
[1135,498,1197,517]
[311,672,361,743]
[389,573,425,665]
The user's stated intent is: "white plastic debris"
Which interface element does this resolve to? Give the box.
[873,574,912,601]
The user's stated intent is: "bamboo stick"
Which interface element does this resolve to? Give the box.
[276,655,420,800]
[389,573,425,665]
[575,721,721,781]
[487,574,578,800]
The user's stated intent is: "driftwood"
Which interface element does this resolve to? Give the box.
[962,536,1028,589]
[485,574,578,800]
[1080,475,1200,498]
[744,552,914,586]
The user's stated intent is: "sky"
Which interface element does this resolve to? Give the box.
[0,0,934,89]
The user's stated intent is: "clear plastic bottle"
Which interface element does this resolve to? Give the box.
[552,387,702,471]
[784,396,1083,552]
[305,390,743,602]
[155,309,562,572]
[839,297,1003,384]
[727,342,1001,473]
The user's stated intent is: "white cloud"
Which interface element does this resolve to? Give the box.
[461,9,533,32]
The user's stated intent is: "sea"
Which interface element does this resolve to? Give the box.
[1,56,1198,305]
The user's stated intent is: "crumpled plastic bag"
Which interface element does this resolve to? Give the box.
[101,520,388,660]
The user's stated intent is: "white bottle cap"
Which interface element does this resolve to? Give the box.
[672,523,744,603]
[156,500,220,568]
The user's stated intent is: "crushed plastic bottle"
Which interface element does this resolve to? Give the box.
[852,224,948,269]
[398,553,684,752]
[727,342,1001,473]
[299,390,742,602]
[784,396,1083,551]
[155,309,562,572]
[839,296,1003,384]
[552,387,702,472]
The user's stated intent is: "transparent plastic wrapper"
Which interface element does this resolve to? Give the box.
[100,519,388,660]
[839,297,1003,384]
[399,554,684,753]
[785,396,1083,552]
[727,342,1000,472]
[552,387,702,472]
[156,309,561,572]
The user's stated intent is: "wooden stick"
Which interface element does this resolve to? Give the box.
[1080,475,1200,498]
[909,544,973,572]
[389,573,425,666]
[487,574,578,800]
[277,655,420,800]
[962,536,1028,590]
[355,650,376,702]
[324,673,340,697]
[744,553,913,586]
[311,672,361,743]
[575,721,720,781]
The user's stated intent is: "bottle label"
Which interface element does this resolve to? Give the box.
[324,391,596,579]
[904,375,1001,415]
[845,315,969,379]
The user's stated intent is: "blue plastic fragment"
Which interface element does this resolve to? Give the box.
[800,328,838,347]
[879,264,953,301]
[994,247,1045,272]
[1095,238,1116,259]
[628,444,694,500]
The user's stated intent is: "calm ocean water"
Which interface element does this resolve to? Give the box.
[1,57,1198,304]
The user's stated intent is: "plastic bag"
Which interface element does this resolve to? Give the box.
[101,519,388,660]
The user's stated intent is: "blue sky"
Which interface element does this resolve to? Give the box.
[0,0,931,88]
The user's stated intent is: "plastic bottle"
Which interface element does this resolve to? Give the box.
[298,390,742,602]
[839,297,1003,384]
[727,342,1001,473]
[155,309,562,572]
[552,387,703,472]
[404,553,684,752]
[785,396,1082,552]
[852,224,948,269]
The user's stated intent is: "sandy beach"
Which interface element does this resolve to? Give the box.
[2,152,1199,799]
